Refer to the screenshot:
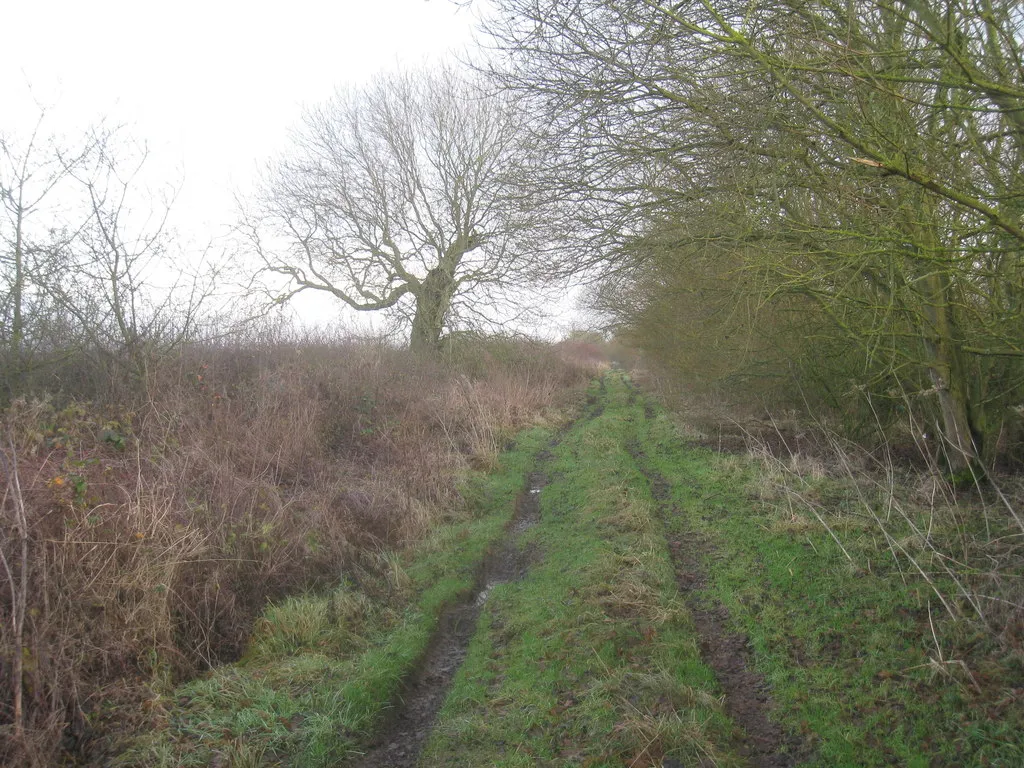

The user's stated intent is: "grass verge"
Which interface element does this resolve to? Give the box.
[634,396,1024,767]
[117,426,555,767]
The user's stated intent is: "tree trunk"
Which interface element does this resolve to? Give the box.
[409,267,457,354]
[918,269,980,480]
[925,351,978,477]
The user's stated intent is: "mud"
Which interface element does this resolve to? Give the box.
[354,469,548,768]
[667,536,804,768]
[626,440,808,768]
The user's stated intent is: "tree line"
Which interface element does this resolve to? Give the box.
[479,0,1024,474]
[4,1,1022,471]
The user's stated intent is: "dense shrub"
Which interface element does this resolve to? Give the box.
[0,334,596,765]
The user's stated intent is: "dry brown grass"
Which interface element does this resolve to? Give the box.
[0,333,595,766]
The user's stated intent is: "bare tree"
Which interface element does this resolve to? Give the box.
[246,65,550,353]
[53,136,215,382]
[2,109,217,398]
[0,111,98,383]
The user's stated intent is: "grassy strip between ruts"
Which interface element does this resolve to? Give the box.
[633,392,1024,767]
[117,425,556,767]
[420,376,740,767]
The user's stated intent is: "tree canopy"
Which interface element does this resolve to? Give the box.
[248,66,552,353]
[482,0,1024,472]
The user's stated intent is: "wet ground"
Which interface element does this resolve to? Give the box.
[358,383,806,767]
[355,468,549,768]
[628,422,808,768]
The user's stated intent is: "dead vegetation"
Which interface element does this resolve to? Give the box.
[0,332,597,766]
[745,426,1024,658]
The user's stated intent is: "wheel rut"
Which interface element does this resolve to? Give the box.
[353,438,568,767]
[626,416,807,767]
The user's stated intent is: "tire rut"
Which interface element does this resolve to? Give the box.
[626,421,807,768]
[353,430,574,767]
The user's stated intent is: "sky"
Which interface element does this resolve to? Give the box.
[2,0,583,337]
[3,0,483,235]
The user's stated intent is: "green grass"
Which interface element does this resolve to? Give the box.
[421,375,739,767]
[117,425,555,767]
[632,397,1024,767]
[118,373,1023,766]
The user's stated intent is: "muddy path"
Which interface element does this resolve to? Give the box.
[354,465,551,768]
[356,379,803,767]
[664,531,804,768]
[627,427,806,768]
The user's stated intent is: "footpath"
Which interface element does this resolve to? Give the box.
[130,373,1019,767]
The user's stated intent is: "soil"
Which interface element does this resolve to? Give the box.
[353,468,549,767]
[668,536,805,768]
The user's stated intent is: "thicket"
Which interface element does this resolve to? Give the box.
[483,0,1024,475]
[0,332,596,766]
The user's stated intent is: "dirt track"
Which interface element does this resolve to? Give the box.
[356,378,804,766]
[355,467,550,767]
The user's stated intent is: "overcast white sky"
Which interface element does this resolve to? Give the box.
[3,0,482,236]
[2,0,582,336]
